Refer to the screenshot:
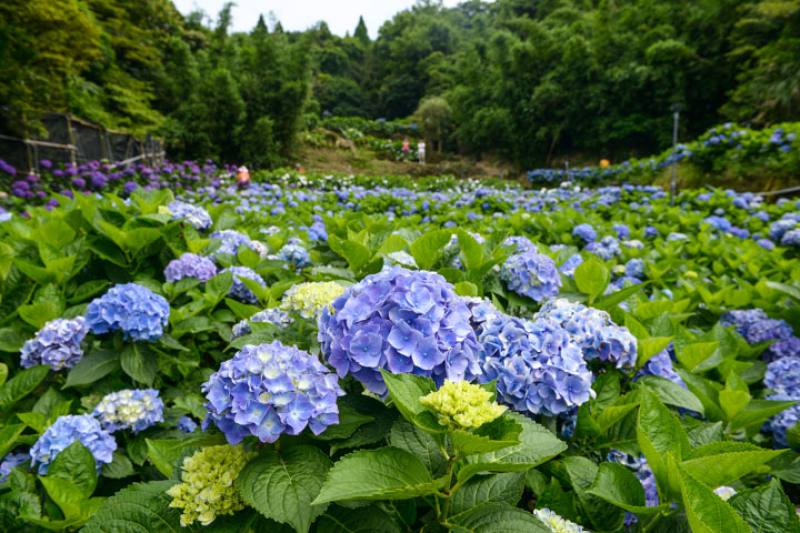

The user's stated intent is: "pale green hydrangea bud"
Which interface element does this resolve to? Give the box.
[280,281,346,319]
[534,508,589,533]
[420,380,506,429]
[166,444,255,527]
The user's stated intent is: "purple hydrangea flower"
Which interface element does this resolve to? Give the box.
[93,389,164,433]
[202,341,344,444]
[164,253,218,283]
[30,415,116,474]
[20,317,88,371]
[85,283,170,342]
[318,267,482,396]
[167,201,212,231]
[473,310,593,416]
[536,299,637,369]
[500,250,562,303]
[222,266,266,304]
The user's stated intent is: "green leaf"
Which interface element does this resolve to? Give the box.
[315,404,374,441]
[388,419,446,473]
[447,502,550,532]
[312,447,442,504]
[63,349,120,388]
[120,344,157,385]
[316,505,402,533]
[586,462,667,516]
[102,452,135,479]
[328,234,371,273]
[380,370,440,431]
[449,473,525,515]
[729,478,800,533]
[0,365,49,410]
[679,445,784,487]
[457,230,484,271]
[459,413,566,483]
[764,281,800,302]
[636,389,690,496]
[678,465,750,533]
[0,362,7,386]
[206,271,233,305]
[450,415,522,455]
[81,481,185,533]
[39,476,85,519]
[637,337,673,368]
[145,434,225,478]
[635,375,704,414]
[719,389,752,421]
[46,441,97,499]
[676,341,722,373]
[0,327,27,352]
[0,423,25,457]
[410,229,452,270]
[559,456,624,531]
[237,445,332,533]
[454,281,479,297]
[574,259,610,302]
[730,399,798,432]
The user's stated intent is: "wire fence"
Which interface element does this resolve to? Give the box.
[0,113,164,175]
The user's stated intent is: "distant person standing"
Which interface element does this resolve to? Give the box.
[402,137,410,159]
[417,141,426,165]
[236,165,250,189]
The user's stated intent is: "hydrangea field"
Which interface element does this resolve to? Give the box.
[2,165,800,532]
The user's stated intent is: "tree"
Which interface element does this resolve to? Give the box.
[354,16,370,44]
[415,96,452,153]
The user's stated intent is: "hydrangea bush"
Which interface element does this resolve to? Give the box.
[85,283,170,342]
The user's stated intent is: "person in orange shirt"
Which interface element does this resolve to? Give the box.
[236,166,250,189]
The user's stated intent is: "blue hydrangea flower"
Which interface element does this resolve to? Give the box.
[318,267,482,396]
[704,216,732,232]
[782,229,800,247]
[277,239,311,269]
[0,452,29,483]
[164,253,218,283]
[167,201,212,231]
[222,266,266,304]
[765,395,800,448]
[474,311,593,417]
[612,223,630,239]
[177,416,198,433]
[85,283,170,342]
[769,219,798,242]
[635,349,686,388]
[536,299,637,369]
[202,341,344,444]
[210,230,266,259]
[500,250,562,303]
[624,258,645,278]
[721,308,798,360]
[757,238,775,250]
[764,357,800,397]
[585,236,621,260]
[20,317,88,371]
[232,308,293,339]
[559,254,583,277]
[502,236,537,254]
[93,389,164,433]
[644,226,659,239]
[30,415,117,474]
[572,224,597,243]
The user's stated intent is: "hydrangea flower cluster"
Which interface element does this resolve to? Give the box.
[20,317,88,371]
[765,395,800,448]
[721,308,799,360]
[502,235,537,254]
[166,201,212,231]
[92,389,164,433]
[30,415,117,474]
[585,235,621,259]
[232,308,293,338]
[533,508,589,533]
[624,258,645,278]
[177,416,198,433]
[764,357,800,396]
[613,223,630,239]
[221,266,266,304]
[281,281,346,319]
[166,444,255,527]
[536,299,637,369]
[559,254,583,277]
[85,283,170,342]
[474,312,593,416]
[202,341,344,443]
[210,230,266,258]
[782,230,800,247]
[0,452,28,483]
[318,267,482,396]
[499,250,562,303]
[714,486,737,501]
[164,253,218,283]
[572,223,597,243]
[636,349,686,388]
[276,239,312,269]
[419,380,506,429]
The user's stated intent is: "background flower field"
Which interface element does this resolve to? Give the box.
[0,164,799,532]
